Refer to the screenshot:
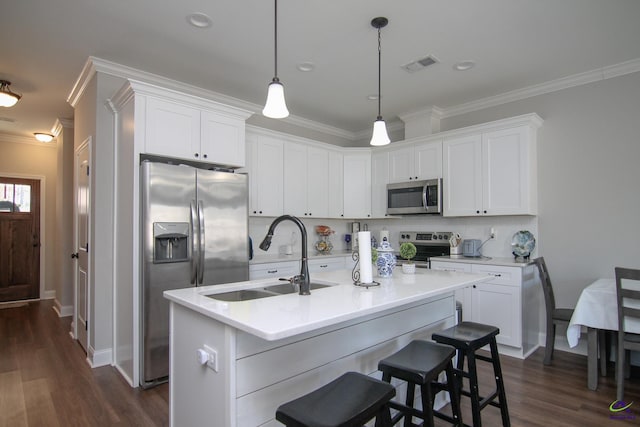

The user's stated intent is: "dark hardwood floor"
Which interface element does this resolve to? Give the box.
[1,300,639,426]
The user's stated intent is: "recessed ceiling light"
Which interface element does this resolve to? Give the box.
[296,62,315,72]
[453,60,475,71]
[367,94,379,101]
[186,12,213,29]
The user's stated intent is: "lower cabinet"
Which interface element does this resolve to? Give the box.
[249,261,299,280]
[430,260,540,359]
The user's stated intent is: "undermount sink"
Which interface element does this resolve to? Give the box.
[206,282,334,301]
[263,282,331,295]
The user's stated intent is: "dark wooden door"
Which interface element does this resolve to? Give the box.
[0,177,40,302]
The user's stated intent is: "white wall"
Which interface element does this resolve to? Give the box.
[440,71,640,307]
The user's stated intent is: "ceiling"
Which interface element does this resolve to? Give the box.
[2,0,640,142]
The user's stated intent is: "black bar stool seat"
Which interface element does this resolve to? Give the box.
[432,322,510,427]
[378,340,462,426]
[276,371,396,427]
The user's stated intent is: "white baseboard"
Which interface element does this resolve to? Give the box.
[42,290,56,300]
[52,300,73,317]
[87,346,113,368]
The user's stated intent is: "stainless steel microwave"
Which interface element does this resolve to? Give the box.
[386,178,442,215]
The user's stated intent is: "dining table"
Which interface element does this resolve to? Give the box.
[566,278,640,390]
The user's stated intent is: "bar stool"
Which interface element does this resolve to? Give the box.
[432,322,510,427]
[377,340,462,427]
[275,371,395,427]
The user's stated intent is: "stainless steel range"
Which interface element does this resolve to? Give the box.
[397,231,452,268]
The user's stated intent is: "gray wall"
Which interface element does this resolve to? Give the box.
[440,71,640,307]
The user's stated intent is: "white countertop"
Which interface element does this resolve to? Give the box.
[431,255,535,268]
[164,269,490,341]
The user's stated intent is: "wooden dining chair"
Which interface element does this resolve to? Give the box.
[615,266,640,402]
[534,257,575,365]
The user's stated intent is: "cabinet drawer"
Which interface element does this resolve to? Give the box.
[309,257,345,272]
[430,261,472,273]
[249,261,299,280]
[471,265,520,285]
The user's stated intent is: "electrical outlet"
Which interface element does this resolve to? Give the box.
[490,227,496,239]
[203,345,218,372]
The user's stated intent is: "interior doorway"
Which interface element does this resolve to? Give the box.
[0,177,41,302]
[74,140,90,352]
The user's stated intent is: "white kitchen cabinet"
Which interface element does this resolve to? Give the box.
[327,150,344,218]
[443,121,538,217]
[371,150,389,218]
[145,96,247,167]
[249,261,299,280]
[430,259,540,359]
[308,257,346,273]
[284,143,329,218]
[388,139,442,183]
[343,152,372,218]
[245,133,284,217]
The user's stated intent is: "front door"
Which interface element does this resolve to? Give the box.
[0,177,41,302]
[74,141,90,351]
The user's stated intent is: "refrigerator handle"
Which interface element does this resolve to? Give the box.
[190,200,199,284]
[197,200,205,284]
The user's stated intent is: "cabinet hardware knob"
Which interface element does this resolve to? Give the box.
[484,210,487,214]
[267,270,277,274]
[473,285,476,288]
[476,210,480,214]
[194,153,199,157]
[259,210,263,214]
[203,154,208,159]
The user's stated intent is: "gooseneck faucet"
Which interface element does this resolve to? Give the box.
[259,215,310,295]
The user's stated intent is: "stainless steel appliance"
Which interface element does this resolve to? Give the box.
[140,159,249,388]
[386,178,442,215]
[397,231,452,268]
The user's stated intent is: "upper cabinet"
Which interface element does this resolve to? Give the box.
[371,150,390,218]
[284,143,329,218]
[388,139,442,183]
[343,151,372,218]
[245,132,284,217]
[327,150,344,218]
[132,83,251,168]
[443,115,542,217]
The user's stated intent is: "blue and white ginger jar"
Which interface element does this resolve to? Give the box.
[376,241,396,278]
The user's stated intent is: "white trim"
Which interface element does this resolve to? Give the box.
[53,300,73,317]
[42,290,55,299]
[439,58,640,119]
[87,345,112,368]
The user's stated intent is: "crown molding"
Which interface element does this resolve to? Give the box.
[52,118,74,136]
[0,132,57,148]
[440,58,640,119]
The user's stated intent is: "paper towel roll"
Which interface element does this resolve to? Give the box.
[358,231,373,284]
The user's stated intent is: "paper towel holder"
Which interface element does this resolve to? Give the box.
[351,251,380,288]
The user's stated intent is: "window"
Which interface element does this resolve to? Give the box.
[0,183,31,213]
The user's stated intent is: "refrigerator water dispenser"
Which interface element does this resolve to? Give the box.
[153,222,189,263]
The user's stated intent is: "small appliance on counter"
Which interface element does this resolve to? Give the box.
[462,239,483,257]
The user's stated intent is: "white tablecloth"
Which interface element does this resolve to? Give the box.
[567,278,640,347]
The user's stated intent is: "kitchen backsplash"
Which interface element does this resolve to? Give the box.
[249,215,539,259]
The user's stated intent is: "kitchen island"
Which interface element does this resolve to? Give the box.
[164,268,490,427]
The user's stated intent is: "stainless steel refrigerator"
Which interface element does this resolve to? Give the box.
[140,159,249,388]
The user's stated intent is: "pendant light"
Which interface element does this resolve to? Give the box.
[369,17,390,146]
[0,80,22,107]
[262,0,289,118]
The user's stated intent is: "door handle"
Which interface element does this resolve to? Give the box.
[71,253,79,259]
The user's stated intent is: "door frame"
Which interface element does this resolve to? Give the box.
[72,137,91,348]
[0,172,46,301]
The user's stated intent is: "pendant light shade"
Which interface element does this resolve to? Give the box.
[0,80,22,107]
[369,17,390,146]
[263,0,289,119]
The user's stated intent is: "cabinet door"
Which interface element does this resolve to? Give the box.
[443,134,482,216]
[414,140,442,180]
[327,151,344,218]
[471,282,521,347]
[388,146,414,183]
[249,261,299,280]
[306,146,329,218]
[145,97,200,160]
[371,151,389,218]
[308,257,345,273]
[482,126,533,215]
[248,135,283,217]
[200,111,245,167]
[343,152,371,218]
[283,143,308,216]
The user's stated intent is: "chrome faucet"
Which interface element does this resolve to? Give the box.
[259,215,310,295]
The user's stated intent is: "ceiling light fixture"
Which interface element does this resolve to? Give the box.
[369,17,390,146]
[34,133,54,143]
[453,60,475,71]
[186,12,213,29]
[0,80,22,107]
[262,0,289,119]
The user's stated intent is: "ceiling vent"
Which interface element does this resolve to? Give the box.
[401,55,439,73]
